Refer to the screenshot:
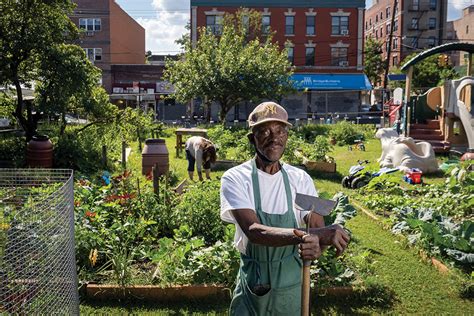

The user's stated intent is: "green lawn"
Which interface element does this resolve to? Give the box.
[81,130,473,314]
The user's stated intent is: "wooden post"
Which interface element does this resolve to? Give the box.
[404,66,413,136]
[121,141,127,170]
[137,128,142,152]
[153,163,159,197]
[468,53,473,76]
[102,145,107,168]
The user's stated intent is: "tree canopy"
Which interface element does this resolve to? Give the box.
[363,37,385,87]
[164,10,294,122]
[389,53,459,91]
[0,0,115,140]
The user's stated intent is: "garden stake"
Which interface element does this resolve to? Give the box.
[295,193,337,316]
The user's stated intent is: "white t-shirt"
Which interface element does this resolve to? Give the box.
[220,160,318,254]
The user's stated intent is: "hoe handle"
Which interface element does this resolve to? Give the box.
[301,261,311,316]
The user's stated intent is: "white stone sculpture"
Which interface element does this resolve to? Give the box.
[375,128,439,174]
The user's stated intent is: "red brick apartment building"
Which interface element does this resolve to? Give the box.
[70,0,146,93]
[365,0,447,71]
[190,0,372,120]
[446,5,474,67]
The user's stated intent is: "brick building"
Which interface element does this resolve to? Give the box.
[190,0,372,120]
[446,6,474,67]
[365,0,447,71]
[70,0,146,93]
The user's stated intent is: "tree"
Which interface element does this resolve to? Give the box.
[164,10,294,122]
[364,37,385,87]
[0,0,115,140]
[36,44,116,135]
[389,53,459,91]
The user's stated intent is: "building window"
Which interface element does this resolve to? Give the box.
[79,18,101,31]
[262,15,271,34]
[393,37,398,49]
[394,19,399,31]
[331,47,348,66]
[411,37,418,49]
[287,47,294,64]
[380,12,383,21]
[307,16,315,35]
[428,36,436,47]
[393,56,398,66]
[412,0,419,11]
[380,27,383,37]
[429,18,436,29]
[375,29,378,39]
[369,18,372,26]
[331,16,349,35]
[206,15,223,35]
[467,25,469,34]
[411,18,418,30]
[305,47,315,66]
[365,21,368,30]
[386,7,391,18]
[429,0,437,10]
[386,23,390,34]
[376,15,378,23]
[242,15,249,33]
[285,16,294,35]
[84,48,102,61]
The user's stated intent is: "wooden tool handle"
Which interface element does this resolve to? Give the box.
[301,261,311,316]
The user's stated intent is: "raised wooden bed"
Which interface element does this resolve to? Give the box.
[352,199,452,275]
[84,284,355,302]
[86,284,231,302]
[303,160,337,173]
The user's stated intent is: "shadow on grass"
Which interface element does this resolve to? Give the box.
[313,283,397,314]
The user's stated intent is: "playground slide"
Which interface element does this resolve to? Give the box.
[452,77,474,151]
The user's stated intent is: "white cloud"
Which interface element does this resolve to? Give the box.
[136,0,190,54]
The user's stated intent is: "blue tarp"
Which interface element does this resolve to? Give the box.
[290,74,372,91]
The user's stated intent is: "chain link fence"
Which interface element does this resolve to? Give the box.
[0,169,78,314]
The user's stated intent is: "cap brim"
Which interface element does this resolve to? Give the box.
[249,118,293,128]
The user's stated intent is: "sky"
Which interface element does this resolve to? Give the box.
[115,0,473,55]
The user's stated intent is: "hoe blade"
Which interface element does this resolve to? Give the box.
[295,193,336,216]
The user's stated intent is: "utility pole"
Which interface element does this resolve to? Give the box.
[383,0,398,92]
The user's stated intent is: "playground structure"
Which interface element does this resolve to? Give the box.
[400,42,474,160]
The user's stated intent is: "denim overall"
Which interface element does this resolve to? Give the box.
[230,160,302,315]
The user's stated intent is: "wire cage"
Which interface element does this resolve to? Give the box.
[0,169,79,315]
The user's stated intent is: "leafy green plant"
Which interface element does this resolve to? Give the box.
[151,225,239,286]
[173,180,224,244]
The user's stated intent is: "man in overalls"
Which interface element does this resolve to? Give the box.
[220,101,350,315]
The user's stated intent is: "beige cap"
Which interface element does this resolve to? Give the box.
[248,102,292,128]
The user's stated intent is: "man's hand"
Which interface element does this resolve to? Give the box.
[293,229,321,261]
[311,224,350,256]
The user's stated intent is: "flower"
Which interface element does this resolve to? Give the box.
[85,211,97,219]
[0,223,10,231]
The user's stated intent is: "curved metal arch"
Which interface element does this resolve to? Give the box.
[400,42,474,71]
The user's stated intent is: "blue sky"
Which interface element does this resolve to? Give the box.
[115,0,471,54]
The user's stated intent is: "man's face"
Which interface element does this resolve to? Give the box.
[251,121,288,162]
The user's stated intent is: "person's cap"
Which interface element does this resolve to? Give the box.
[248,102,292,128]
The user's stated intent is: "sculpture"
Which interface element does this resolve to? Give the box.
[375,128,439,174]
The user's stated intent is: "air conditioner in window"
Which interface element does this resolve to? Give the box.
[85,31,94,36]
[339,61,349,67]
[341,29,349,35]
[113,87,124,93]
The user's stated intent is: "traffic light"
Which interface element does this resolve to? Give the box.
[438,54,446,66]
[438,54,450,67]
[444,54,450,66]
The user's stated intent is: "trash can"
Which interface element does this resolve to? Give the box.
[27,135,53,168]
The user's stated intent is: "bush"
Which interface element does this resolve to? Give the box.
[173,180,225,244]
[0,136,26,167]
[329,121,366,146]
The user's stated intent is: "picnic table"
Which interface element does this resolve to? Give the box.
[174,128,208,157]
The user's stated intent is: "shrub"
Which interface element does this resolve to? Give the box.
[173,180,225,244]
[329,121,364,146]
[0,136,26,167]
